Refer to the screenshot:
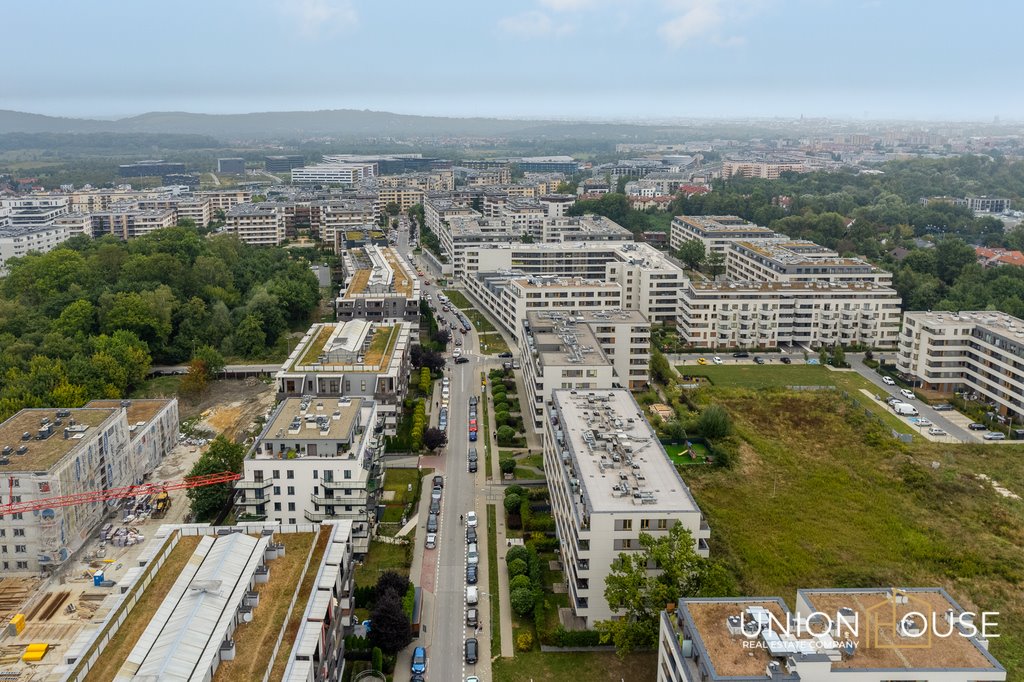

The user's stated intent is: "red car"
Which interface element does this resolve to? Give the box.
[469,419,478,432]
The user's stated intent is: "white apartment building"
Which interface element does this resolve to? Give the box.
[1,196,70,227]
[137,197,213,228]
[545,390,710,625]
[375,186,424,214]
[0,225,71,273]
[896,311,1024,421]
[658,587,1006,682]
[604,243,687,324]
[85,399,179,483]
[90,207,177,240]
[722,160,808,179]
[291,163,377,185]
[0,407,131,572]
[224,203,285,246]
[670,215,777,254]
[727,240,893,286]
[276,321,412,435]
[335,245,421,325]
[678,280,902,350]
[51,212,92,238]
[521,309,650,430]
[465,274,624,341]
[236,397,382,555]
[195,189,253,211]
[313,198,377,246]
[540,193,576,217]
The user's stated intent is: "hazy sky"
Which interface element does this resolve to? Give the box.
[6,0,1021,120]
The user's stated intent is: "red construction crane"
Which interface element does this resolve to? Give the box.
[2,471,242,516]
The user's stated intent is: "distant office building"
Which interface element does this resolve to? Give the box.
[291,163,377,185]
[265,155,306,173]
[118,160,187,177]
[161,173,200,189]
[217,157,246,175]
[323,154,443,175]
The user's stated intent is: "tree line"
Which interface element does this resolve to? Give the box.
[0,226,321,421]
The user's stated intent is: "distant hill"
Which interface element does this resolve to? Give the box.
[0,108,630,140]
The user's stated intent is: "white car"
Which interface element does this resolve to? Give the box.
[442,377,450,387]
[466,511,478,527]
[442,387,450,399]
[900,389,915,400]
[453,348,462,358]
[928,427,947,436]
[984,432,1007,440]
[425,533,437,549]
[882,376,896,386]
[914,418,932,427]
[712,356,723,365]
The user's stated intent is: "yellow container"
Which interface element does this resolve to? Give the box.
[22,643,48,661]
[9,613,25,635]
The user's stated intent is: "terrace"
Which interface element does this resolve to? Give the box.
[0,407,117,471]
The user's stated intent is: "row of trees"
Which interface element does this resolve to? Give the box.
[0,227,321,421]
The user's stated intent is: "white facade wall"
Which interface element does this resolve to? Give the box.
[0,225,71,272]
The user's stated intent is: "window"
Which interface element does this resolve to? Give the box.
[15,561,27,570]
[287,503,296,512]
[657,519,669,530]
[274,503,282,511]
[14,545,26,554]
[273,486,281,495]
[618,519,632,531]
[313,470,318,479]
[640,519,651,530]
[1,562,6,570]
[289,518,296,524]
[344,469,352,479]
[273,470,281,479]
[287,470,295,479]
[287,486,295,495]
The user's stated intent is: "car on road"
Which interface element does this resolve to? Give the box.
[466,677,479,682]
[468,430,477,441]
[442,386,451,398]
[469,418,477,432]
[466,607,478,627]
[469,396,479,406]
[968,422,987,430]
[433,474,443,488]
[425,533,436,549]
[928,427,947,436]
[466,526,477,544]
[732,352,749,358]
[754,356,765,365]
[712,356,723,365]
[424,280,431,286]
[427,513,438,533]
[466,511,477,527]
[498,351,513,358]
[411,646,427,674]
[984,432,1007,440]
[779,356,792,364]
[431,487,442,501]
[696,357,708,365]
[932,403,953,411]
[465,638,479,664]
[882,376,896,386]
[886,397,901,406]
[468,459,477,472]
[468,446,478,461]
[466,564,478,584]
[900,389,916,400]
[429,499,440,514]
[467,546,479,566]
[455,338,462,346]
[452,349,462,358]
[466,585,478,604]
[456,356,470,364]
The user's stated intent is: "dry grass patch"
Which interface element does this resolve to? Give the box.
[298,326,333,366]
[83,535,203,682]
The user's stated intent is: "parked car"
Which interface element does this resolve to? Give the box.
[433,475,444,489]
[467,547,479,566]
[468,459,478,473]
[502,361,512,370]
[732,352,750,358]
[498,352,513,358]
[779,356,792,364]
[465,638,479,664]
[511,360,520,369]
[466,526,477,544]
[468,447,478,462]
[913,418,932,427]
[469,419,478,432]
[469,396,479,406]
[932,403,953,411]
[928,427,947,436]
[431,487,442,501]
[466,607,479,627]
[425,533,437,549]
[469,430,477,442]
[968,422,987,430]
[466,585,479,604]
[882,376,896,386]
[429,499,440,514]
[427,513,438,533]
[466,511,478,527]
[466,564,478,584]
[893,402,919,416]
[411,646,427,674]
[900,389,915,400]
[984,432,1007,440]
[754,356,765,365]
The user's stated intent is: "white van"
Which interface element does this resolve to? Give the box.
[466,586,479,605]
[893,402,919,416]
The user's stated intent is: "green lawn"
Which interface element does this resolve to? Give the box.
[130,375,182,398]
[492,651,657,682]
[513,467,544,480]
[464,308,497,333]
[685,387,1024,677]
[355,540,411,588]
[487,504,501,657]
[442,289,472,309]
[664,442,710,465]
[382,467,423,505]
[478,332,510,354]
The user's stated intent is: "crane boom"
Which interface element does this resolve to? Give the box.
[1,471,241,516]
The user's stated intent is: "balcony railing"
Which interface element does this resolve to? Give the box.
[236,479,272,490]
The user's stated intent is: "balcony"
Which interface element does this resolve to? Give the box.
[311,494,358,506]
[304,509,337,522]
[236,478,272,490]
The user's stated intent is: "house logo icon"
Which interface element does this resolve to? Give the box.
[864,588,933,650]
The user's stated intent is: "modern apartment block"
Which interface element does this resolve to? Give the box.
[896,311,1024,420]
[90,207,177,240]
[312,198,376,246]
[136,196,213,228]
[84,399,179,483]
[721,160,808,179]
[276,321,412,435]
[669,215,777,253]
[544,389,710,625]
[195,189,253,211]
[224,202,285,245]
[726,240,893,286]
[0,224,71,273]
[678,280,902,350]
[235,397,383,554]
[657,587,1006,682]
[335,245,420,325]
[521,310,650,430]
[0,407,131,572]
[375,185,425,214]
[291,163,377,185]
[963,196,1011,213]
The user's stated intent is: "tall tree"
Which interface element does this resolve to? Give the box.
[677,239,706,271]
[368,592,413,655]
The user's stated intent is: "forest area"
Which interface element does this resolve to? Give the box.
[0,227,320,421]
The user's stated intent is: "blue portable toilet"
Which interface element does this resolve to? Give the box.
[93,570,104,587]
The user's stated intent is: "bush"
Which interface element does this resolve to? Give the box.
[698,404,732,439]
[506,545,530,566]
[353,585,376,609]
[504,492,522,517]
[529,535,560,553]
[508,559,528,579]
[516,631,534,652]
[505,484,525,498]
[495,410,511,427]
[510,586,536,615]
[494,401,510,414]
[500,458,516,475]
[541,626,604,647]
[371,647,383,672]
[497,426,517,446]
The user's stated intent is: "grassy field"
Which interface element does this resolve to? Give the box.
[680,364,917,435]
[442,289,472,309]
[130,374,182,398]
[478,331,510,355]
[487,504,501,657]
[356,540,411,588]
[82,535,203,682]
[492,651,657,682]
[685,387,1024,676]
[664,442,710,465]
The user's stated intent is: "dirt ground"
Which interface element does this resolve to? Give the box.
[184,379,277,442]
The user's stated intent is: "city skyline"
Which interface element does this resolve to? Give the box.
[5,0,1021,121]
